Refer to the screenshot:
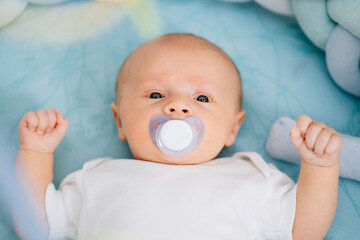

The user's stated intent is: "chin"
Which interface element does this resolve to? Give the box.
[155,152,212,165]
[133,146,215,165]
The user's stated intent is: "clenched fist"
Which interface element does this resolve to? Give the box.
[290,115,343,167]
[19,109,69,154]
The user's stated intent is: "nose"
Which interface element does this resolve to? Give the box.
[163,95,192,119]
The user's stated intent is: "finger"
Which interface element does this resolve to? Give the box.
[35,110,48,135]
[305,121,325,150]
[54,109,65,126]
[290,126,303,149]
[54,109,69,134]
[296,115,312,137]
[325,133,343,155]
[290,126,314,158]
[20,112,38,132]
[313,128,334,155]
[57,117,69,134]
[46,109,57,133]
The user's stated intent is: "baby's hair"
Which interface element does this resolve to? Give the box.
[115,33,243,110]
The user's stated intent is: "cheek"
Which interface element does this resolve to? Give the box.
[119,102,159,152]
[122,114,155,159]
[120,99,148,130]
[122,112,150,140]
[201,112,232,147]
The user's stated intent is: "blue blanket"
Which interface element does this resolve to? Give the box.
[0,0,359,239]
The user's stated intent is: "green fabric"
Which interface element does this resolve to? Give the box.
[327,0,360,39]
[291,0,336,50]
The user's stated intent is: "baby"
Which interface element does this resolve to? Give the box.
[14,33,342,240]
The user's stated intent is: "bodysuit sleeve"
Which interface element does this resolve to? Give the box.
[234,152,297,240]
[252,164,297,240]
[45,169,83,239]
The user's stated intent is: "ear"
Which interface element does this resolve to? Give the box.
[111,102,127,141]
[225,110,246,147]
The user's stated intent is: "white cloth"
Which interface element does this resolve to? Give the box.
[45,152,297,240]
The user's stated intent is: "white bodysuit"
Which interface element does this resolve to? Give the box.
[45,152,297,240]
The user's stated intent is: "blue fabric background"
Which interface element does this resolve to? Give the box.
[0,0,359,239]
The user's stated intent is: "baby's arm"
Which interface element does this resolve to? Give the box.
[13,109,68,239]
[290,115,342,240]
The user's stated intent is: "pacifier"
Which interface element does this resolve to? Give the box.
[150,115,204,157]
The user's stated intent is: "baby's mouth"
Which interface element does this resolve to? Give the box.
[149,115,204,157]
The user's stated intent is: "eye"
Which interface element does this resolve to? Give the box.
[195,95,210,103]
[148,92,164,99]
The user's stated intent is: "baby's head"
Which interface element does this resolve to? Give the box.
[111,33,245,164]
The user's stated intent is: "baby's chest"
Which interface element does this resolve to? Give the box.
[79,174,261,240]
[82,169,263,220]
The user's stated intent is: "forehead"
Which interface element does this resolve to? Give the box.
[126,42,239,88]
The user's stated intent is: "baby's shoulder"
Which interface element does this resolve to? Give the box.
[82,157,114,171]
[232,151,295,185]
[230,151,271,178]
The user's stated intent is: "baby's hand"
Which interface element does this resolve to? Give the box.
[290,115,342,167]
[19,109,69,154]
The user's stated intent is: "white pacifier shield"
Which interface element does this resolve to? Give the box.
[158,120,194,151]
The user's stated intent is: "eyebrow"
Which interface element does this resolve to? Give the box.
[138,74,219,94]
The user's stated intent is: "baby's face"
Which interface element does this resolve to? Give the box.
[111,42,245,164]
